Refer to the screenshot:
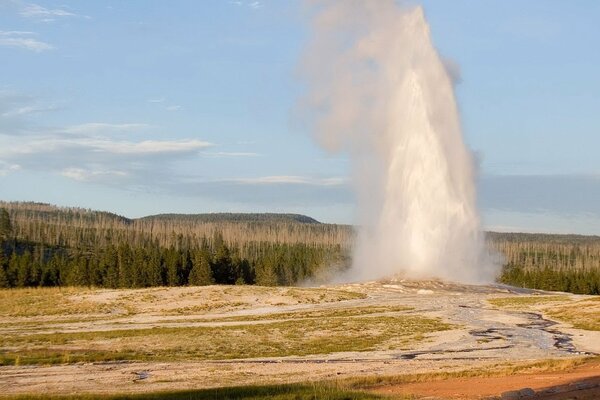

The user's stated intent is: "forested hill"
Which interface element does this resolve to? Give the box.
[0,201,599,294]
[0,201,353,289]
[141,213,320,224]
[0,202,322,226]
[0,201,346,248]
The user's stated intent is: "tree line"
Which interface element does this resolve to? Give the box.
[0,205,348,288]
[1,202,600,294]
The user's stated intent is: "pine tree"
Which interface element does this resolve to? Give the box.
[189,250,214,286]
[0,208,11,241]
[0,247,8,288]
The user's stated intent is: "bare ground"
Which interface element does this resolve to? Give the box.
[0,280,598,398]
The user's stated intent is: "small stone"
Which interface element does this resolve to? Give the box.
[500,391,520,400]
[518,387,535,397]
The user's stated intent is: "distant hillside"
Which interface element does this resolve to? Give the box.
[140,213,321,224]
[1,200,599,294]
[0,201,352,249]
[0,202,321,226]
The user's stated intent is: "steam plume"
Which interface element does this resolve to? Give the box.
[300,1,499,283]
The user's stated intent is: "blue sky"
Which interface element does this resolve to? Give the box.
[0,0,599,234]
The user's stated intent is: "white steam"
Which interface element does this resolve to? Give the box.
[300,1,499,283]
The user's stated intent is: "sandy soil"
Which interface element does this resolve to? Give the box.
[372,361,600,399]
[0,280,598,398]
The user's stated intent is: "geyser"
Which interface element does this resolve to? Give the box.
[301,1,499,283]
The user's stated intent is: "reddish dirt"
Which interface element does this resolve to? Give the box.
[370,361,600,399]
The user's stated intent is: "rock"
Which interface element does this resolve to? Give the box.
[500,390,521,400]
[518,387,535,397]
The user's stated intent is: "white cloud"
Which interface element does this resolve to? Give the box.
[61,167,127,182]
[19,3,77,19]
[1,104,58,117]
[229,0,263,9]
[0,30,53,52]
[5,136,212,156]
[63,122,151,135]
[165,105,181,111]
[0,161,21,176]
[88,139,211,155]
[201,151,260,158]
[231,175,347,186]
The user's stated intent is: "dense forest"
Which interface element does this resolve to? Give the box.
[0,201,599,294]
[0,202,350,288]
[489,232,600,294]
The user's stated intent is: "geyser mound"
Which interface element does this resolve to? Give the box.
[301,1,499,283]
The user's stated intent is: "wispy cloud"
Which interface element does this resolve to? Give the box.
[231,175,346,186]
[0,161,21,176]
[201,151,260,158]
[19,3,76,18]
[229,0,263,10]
[17,2,88,22]
[1,103,58,117]
[5,136,212,157]
[0,90,60,133]
[61,167,127,182]
[0,30,52,51]
[63,123,151,135]
[162,175,353,207]
[165,105,181,111]
[0,116,213,185]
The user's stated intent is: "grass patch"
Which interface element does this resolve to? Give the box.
[545,299,600,331]
[1,383,389,400]
[0,287,114,317]
[0,314,452,366]
[164,305,414,323]
[487,295,571,308]
[488,294,600,331]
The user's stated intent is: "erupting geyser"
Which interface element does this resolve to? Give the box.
[301,1,499,283]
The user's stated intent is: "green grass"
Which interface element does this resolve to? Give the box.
[0,314,452,366]
[2,383,389,400]
[487,295,571,308]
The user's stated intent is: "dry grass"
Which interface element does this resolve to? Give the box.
[487,295,571,308]
[0,286,436,366]
[545,298,600,331]
[2,382,390,400]
[0,287,115,318]
[487,294,600,331]
[0,314,451,366]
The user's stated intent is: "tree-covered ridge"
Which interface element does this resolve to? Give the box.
[489,232,600,294]
[1,201,352,249]
[141,213,321,224]
[0,202,350,289]
[1,201,600,294]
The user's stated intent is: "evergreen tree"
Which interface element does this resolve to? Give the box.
[212,240,235,284]
[189,250,214,286]
[0,208,11,240]
[255,257,278,286]
[165,247,181,286]
[0,247,8,288]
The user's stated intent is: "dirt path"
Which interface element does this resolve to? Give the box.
[371,361,600,399]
